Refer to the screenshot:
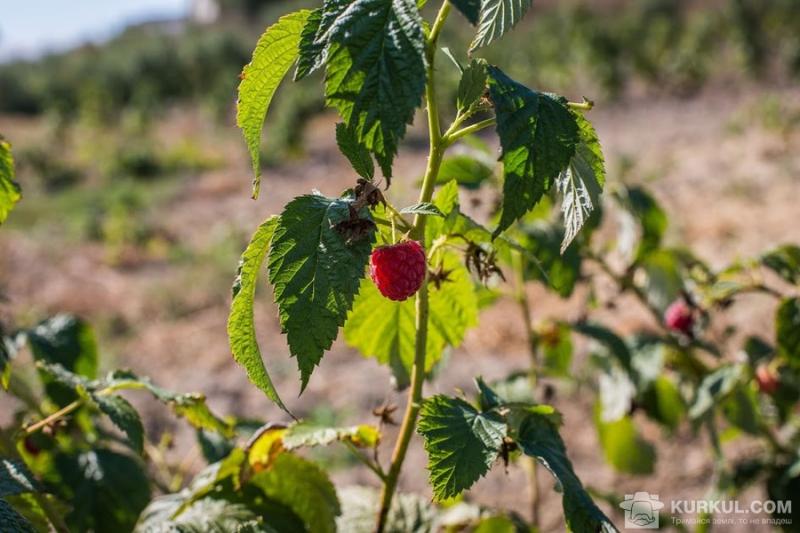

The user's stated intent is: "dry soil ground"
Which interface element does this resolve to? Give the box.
[1,84,799,531]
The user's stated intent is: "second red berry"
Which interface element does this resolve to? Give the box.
[369,240,426,301]
[755,364,780,395]
[664,299,694,334]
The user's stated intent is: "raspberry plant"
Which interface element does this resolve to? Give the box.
[492,173,800,527]
[1,1,797,532]
[228,0,613,531]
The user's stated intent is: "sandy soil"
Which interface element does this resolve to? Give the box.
[1,85,798,531]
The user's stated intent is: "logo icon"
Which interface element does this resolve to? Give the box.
[619,492,664,529]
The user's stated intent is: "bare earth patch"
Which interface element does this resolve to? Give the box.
[1,86,798,531]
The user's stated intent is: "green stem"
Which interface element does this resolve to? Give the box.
[383,202,413,231]
[706,416,724,465]
[512,251,538,374]
[443,96,590,145]
[375,3,450,532]
[444,117,495,145]
[511,250,541,527]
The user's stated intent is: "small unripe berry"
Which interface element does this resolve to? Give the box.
[755,364,779,395]
[664,299,694,334]
[369,240,426,301]
[23,436,40,456]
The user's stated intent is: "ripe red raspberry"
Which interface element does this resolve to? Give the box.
[755,364,779,395]
[369,240,426,301]
[664,299,694,334]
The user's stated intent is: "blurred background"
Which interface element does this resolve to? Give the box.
[1,0,799,529]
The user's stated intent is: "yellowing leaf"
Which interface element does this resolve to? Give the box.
[246,425,287,472]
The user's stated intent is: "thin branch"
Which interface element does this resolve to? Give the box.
[23,400,83,435]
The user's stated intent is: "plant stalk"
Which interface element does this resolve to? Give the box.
[511,250,541,527]
[374,3,450,531]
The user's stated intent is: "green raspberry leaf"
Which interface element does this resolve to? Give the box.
[27,314,98,378]
[0,459,40,497]
[470,0,532,52]
[613,185,667,262]
[572,321,633,374]
[0,331,14,390]
[512,411,618,533]
[688,364,744,420]
[457,59,488,113]
[36,361,96,392]
[322,0,427,178]
[344,252,477,388]
[418,395,506,501]
[450,0,481,24]
[27,314,98,406]
[516,221,582,297]
[335,123,374,180]
[93,394,145,454]
[228,217,290,413]
[237,10,311,198]
[137,498,265,533]
[0,138,21,225]
[594,407,656,475]
[761,245,800,285]
[294,8,325,81]
[0,500,35,533]
[105,369,233,436]
[436,153,494,190]
[556,111,605,253]
[776,297,800,362]
[399,203,444,217]
[269,194,375,390]
[55,449,151,532]
[249,453,341,533]
[475,376,503,411]
[542,322,574,376]
[487,67,579,236]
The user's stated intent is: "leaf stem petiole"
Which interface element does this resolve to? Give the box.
[23,399,83,435]
[567,98,594,111]
[443,117,496,145]
[344,440,387,481]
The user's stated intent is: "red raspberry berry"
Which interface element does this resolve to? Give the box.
[664,299,694,334]
[755,364,779,395]
[369,240,426,301]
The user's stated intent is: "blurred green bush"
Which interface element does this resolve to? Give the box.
[437,0,800,99]
[1,0,797,177]
[3,0,799,121]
